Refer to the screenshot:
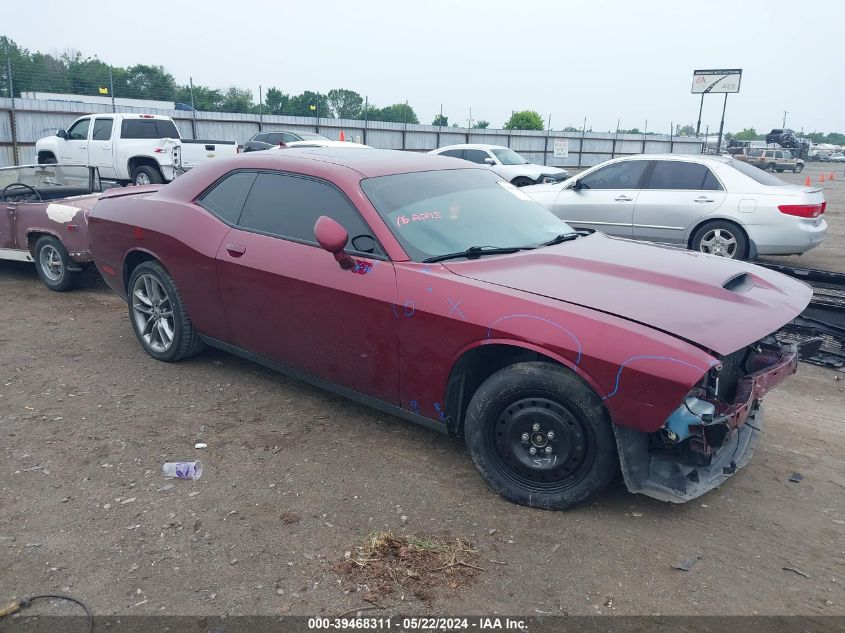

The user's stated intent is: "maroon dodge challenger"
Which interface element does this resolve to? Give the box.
[88,148,812,509]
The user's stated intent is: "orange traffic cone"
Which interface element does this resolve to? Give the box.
[339,130,346,142]
[830,171,835,181]
[804,175,811,187]
[820,173,826,183]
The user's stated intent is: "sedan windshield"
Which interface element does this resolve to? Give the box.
[491,148,528,165]
[361,169,573,262]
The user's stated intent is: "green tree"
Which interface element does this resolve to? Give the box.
[264,87,291,115]
[504,110,544,130]
[218,87,253,113]
[676,124,696,137]
[472,120,489,129]
[432,113,448,127]
[289,91,332,118]
[327,88,362,119]
[372,103,418,124]
[618,128,641,134]
[733,128,761,141]
[175,83,222,111]
[119,64,176,100]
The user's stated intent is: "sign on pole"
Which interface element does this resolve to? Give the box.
[691,69,742,94]
[553,138,569,159]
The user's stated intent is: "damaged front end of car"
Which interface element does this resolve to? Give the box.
[614,336,814,503]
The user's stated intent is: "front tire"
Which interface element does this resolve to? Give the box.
[127,261,204,362]
[34,236,77,292]
[464,362,618,510]
[131,165,163,186]
[794,163,804,173]
[691,220,748,259]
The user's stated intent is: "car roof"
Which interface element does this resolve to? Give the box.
[608,153,732,164]
[435,143,508,151]
[160,148,476,201]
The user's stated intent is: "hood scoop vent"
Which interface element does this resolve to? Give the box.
[722,273,754,294]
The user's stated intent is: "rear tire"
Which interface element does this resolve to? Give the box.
[768,163,777,172]
[127,261,204,362]
[691,220,748,259]
[34,236,78,292]
[464,362,618,510]
[511,176,535,188]
[131,165,163,186]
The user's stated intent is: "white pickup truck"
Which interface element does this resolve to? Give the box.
[35,113,238,185]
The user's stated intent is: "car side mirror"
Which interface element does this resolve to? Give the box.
[56,129,67,139]
[483,157,496,166]
[314,215,355,270]
[571,178,583,191]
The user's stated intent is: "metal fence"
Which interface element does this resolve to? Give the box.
[0,96,703,169]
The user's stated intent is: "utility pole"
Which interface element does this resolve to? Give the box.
[189,77,197,139]
[109,67,115,112]
[258,84,263,132]
[363,96,368,145]
[8,58,18,165]
[783,110,788,129]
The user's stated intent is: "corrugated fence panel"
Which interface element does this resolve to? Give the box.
[437,132,468,147]
[195,119,258,144]
[17,146,36,165]
[404,131,437,150]
[364,128,403,149]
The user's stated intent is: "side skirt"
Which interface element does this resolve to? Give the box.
[199,335,450,436]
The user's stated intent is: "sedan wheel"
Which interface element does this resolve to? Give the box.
[464,362,617,510]
[127,261,204,362]
[692,221,748,259]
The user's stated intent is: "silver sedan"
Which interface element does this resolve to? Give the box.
[522,154,827,259]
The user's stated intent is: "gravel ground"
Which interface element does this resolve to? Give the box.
[1,163,844,618]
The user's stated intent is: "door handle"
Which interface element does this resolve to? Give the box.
[225,243,246,257]
[694,197,715,203]
[614,195,633,202]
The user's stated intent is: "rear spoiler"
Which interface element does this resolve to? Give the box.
[98,184,164,200]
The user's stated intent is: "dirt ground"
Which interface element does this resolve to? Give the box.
[1,163,844,618]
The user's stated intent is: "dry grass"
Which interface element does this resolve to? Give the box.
[338,531,482,603]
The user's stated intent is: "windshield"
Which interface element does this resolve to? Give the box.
[727,159,786,186]
[0,164,93,190]
[491,148,528,165]
[297,132,330,141]
[361,169,573,262]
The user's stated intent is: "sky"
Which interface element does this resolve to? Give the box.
[6,0,844,134]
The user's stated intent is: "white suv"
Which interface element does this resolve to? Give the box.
[429,144,568,186]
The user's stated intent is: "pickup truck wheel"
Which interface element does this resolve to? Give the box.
[131,165,163,186]
[34,236,77,292]
[793,163,804,173]
[464,362,617,510]
[511,176,535,188]
[128,261,204,362]
[39,155,57,165]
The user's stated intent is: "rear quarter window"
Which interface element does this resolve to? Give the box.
[727,159,786,186]
[197,171,257,224]
[120,119,181,139]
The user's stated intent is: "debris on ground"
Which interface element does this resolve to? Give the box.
[672,554,703,571]
[789,472,804,483]
[194,442,208,449]
[782,565,811,578]
[338,531,482,602]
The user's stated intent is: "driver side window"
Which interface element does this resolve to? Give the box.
[579,160,648,189]
[67,118,91,141]
[238,172,384,256]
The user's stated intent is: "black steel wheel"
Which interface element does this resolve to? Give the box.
[464,362,617,510]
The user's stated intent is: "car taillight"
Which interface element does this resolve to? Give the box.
[778,203,825,218]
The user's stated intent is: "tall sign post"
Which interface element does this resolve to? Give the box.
[691,68,742,152]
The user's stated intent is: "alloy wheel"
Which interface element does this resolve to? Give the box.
[131,273,175,353]
[135,172,151,186]
[699,228,737,258]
